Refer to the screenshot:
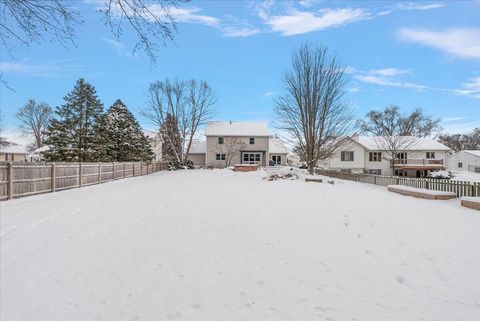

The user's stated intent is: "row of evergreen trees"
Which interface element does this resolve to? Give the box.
[44,79,153,162]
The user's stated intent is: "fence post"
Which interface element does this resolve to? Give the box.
[98,162,102,184]
[147,163,149,174]
[113,162,116,180]
[425,179,429,190]
[7,162,13,200]
[51,163,56,192]
[123,162,126,178]
[140,162,143,175]
[133,162,136,177]
[79,162,83,187]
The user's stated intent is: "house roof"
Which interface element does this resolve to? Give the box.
[205,121,269,137]
[189,140,206,154]
[464,150,480,157]
[448,150,480,158]
[353,136,451,151]
[0,144,28,154]
[269,138,288,154]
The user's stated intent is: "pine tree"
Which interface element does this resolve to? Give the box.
[44,78,105,162]
[160,113,182,162]
[104,99,153,162]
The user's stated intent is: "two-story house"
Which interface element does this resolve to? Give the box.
[186,121,288,168]
[317,136,451,177]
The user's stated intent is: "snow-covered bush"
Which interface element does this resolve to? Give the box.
[168,159,194,170]
[428,170,452,179]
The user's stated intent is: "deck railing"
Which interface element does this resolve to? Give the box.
[391,159,444,166]
[315,168,479,197]
[0,161,168,200]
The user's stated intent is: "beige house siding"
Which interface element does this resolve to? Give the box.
[0,153,27,162]
[187,154,206,166]
[206,136,269,168]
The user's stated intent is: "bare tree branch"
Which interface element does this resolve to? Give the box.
[274,42,355,174]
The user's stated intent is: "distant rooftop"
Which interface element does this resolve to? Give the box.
[205,121,269,137]
[0,144,28,154]
[353,136,451,151]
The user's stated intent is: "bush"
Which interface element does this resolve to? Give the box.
[168,159,194,170]
[428,170,452,179]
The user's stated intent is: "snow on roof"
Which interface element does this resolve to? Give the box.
[269,138,288,154]
[34,145,50,153]
[0,144,28,154]
[189,140,206,154]
[205,121,269,137]
[464,150,480,157]
[354,136,451,151]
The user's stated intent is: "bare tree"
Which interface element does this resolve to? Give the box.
[0,0,185,63]
[183,80,216,157]
[357,106,441,175]
[438,128,480,152]
[0,109,10,147]
[274,43,354,175]
[16,99,53,149]
[142,78,215,163]
[212,137,246,167]
[142,79,185,162]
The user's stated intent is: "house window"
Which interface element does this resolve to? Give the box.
[368,152,382,162]
[395,152,407,161]
[249,137,255,145]
[368,169,382,175]
[475,167,480,173]
[458,162,463,168]
[243,153,261,163]
[271,155,281,165]
[426,152,435,159]
[341,151,354,161]
[218,137,224,144]
[216,154,225,161]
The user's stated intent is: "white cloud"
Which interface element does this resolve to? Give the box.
[222,27,259,37]
[398,28,480,59]
[454,77,480,99]
[262,91,277,98]
[164,6,220,26]
[355,68,428,91]
[0,60,84,77]
[369,68,410,77]
[395,2,447,10]
[259,8,368,36]
[102,38,138,59]
[442,116,466,122]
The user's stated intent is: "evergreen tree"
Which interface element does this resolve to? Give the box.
[44,78,105,162]
[160,113,182,161]
[104,99,153,161]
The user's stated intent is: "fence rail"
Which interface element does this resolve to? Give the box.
[0,161,168,200]
[315,168,480,198]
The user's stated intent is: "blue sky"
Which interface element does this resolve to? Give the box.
[1,0,479,143]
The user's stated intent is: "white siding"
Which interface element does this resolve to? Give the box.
[447,151,480,171]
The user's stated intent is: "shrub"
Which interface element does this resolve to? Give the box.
[168,159,194,170]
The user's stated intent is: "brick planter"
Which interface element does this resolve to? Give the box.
[234,164,258,172]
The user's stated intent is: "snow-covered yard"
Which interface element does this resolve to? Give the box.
[1,169,479,321]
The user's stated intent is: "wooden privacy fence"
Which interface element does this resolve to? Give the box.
[315,168,480,198]
[0,161,168,200]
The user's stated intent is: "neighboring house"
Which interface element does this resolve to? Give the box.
[187,140,206,166]
[317,136,451,177]
[0,144,28,162]
[269,138,288,166]
[144,130,163,161]
[447,150,480,173]
[185,121,288,168]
